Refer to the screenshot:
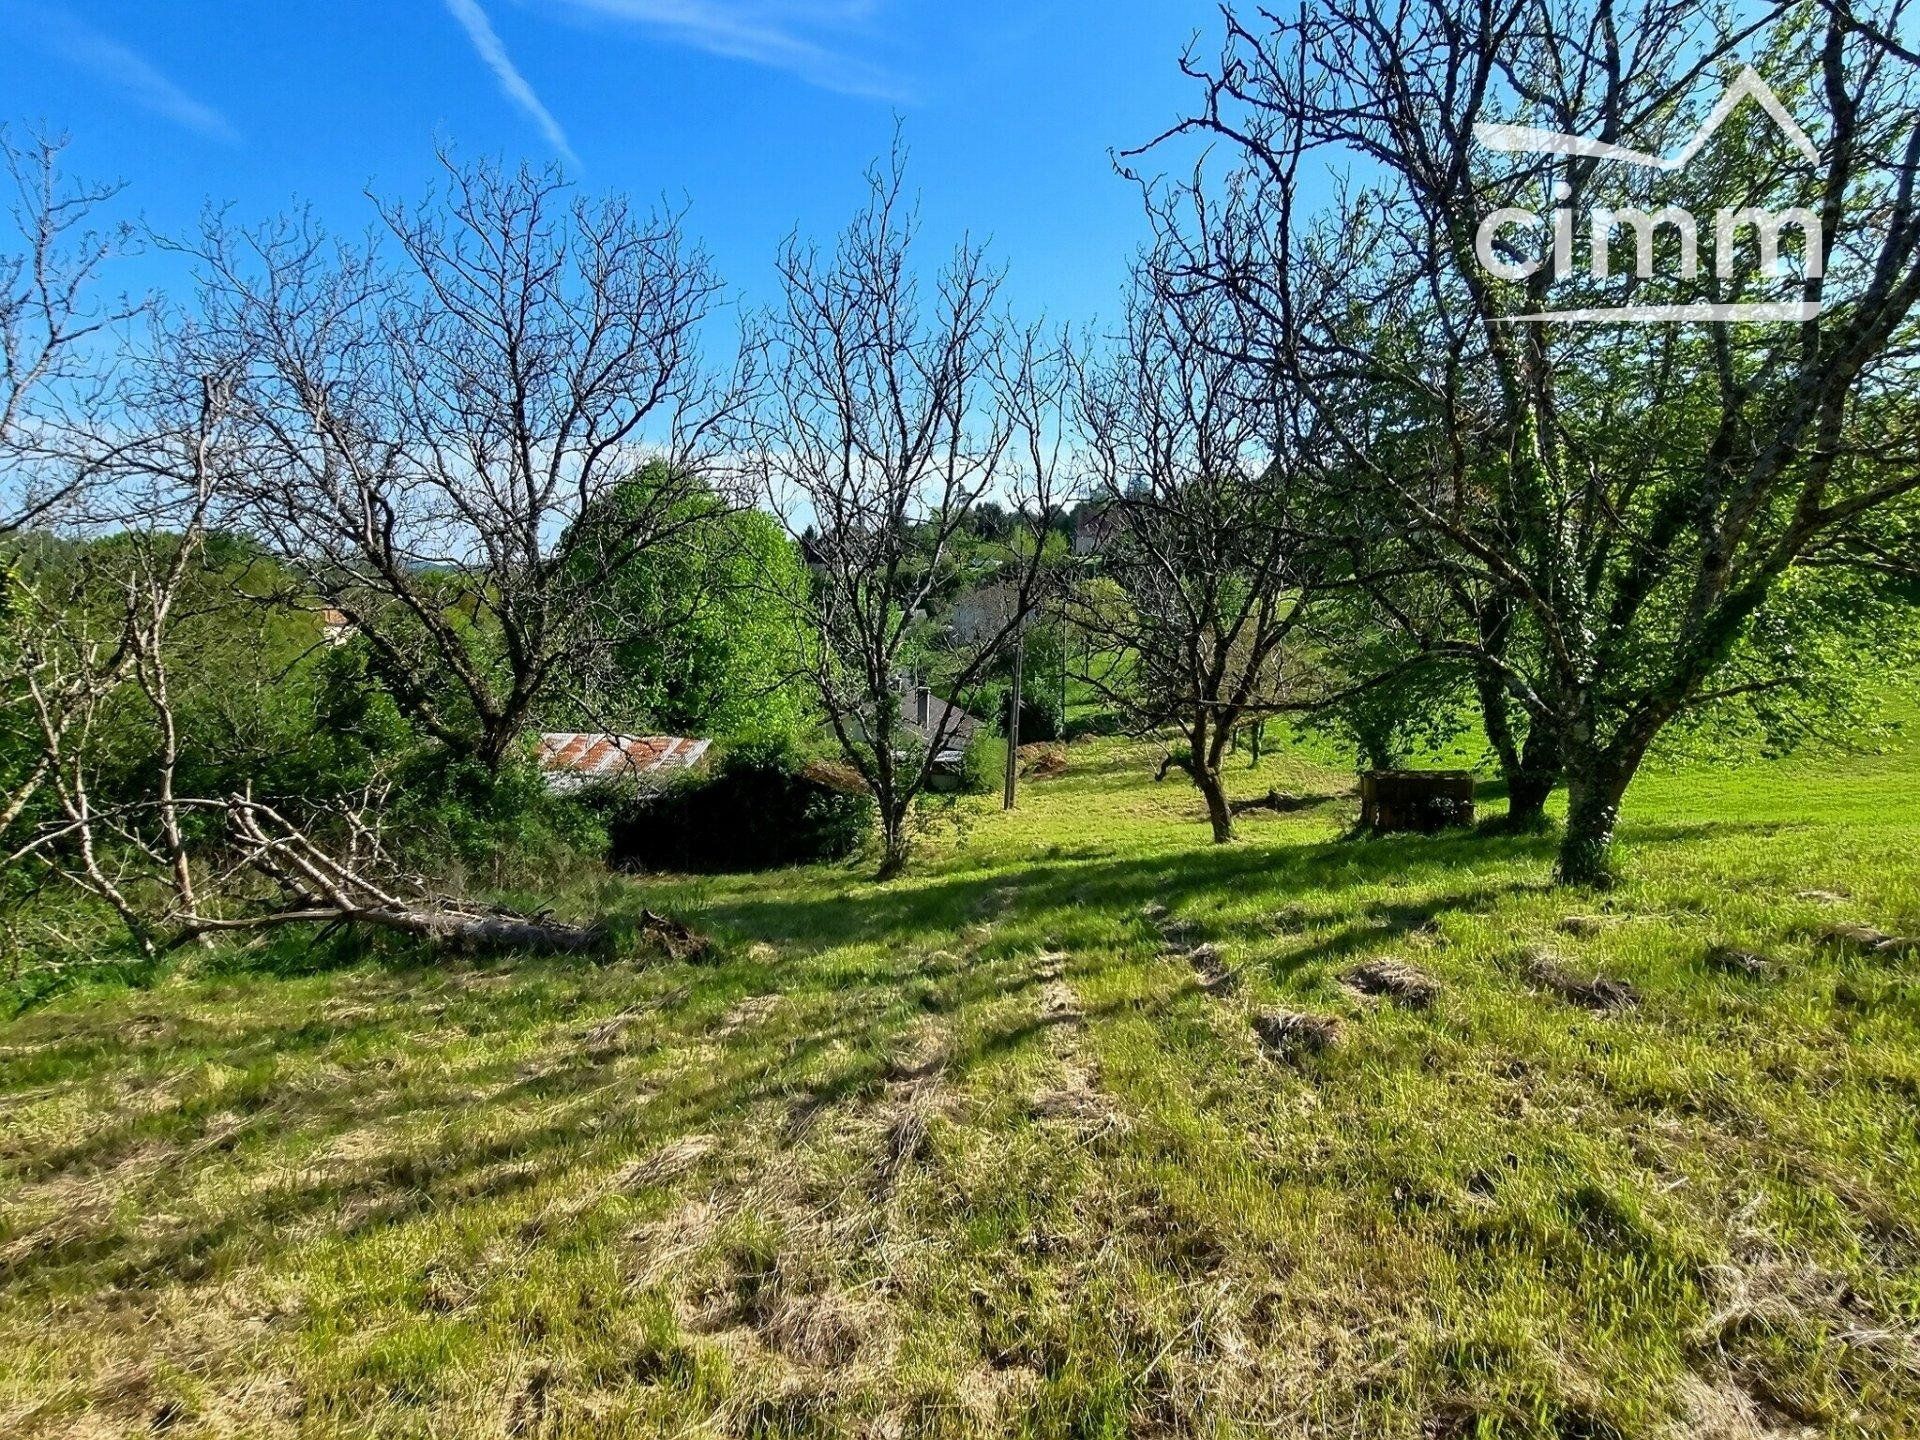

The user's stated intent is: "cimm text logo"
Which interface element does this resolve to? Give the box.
[1471,68,1823,323]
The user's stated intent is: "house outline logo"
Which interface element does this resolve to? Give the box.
[1469,66,1826,323]
[1475,67,1818,173]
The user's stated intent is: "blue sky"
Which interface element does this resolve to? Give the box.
[0,1,1212,327]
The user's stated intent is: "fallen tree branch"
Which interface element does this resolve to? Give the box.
[19,791,700,961]
[169,903,608,955]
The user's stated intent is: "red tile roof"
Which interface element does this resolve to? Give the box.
[535,734,712,792]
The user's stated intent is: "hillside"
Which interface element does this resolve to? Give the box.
[3,734,1918,1438]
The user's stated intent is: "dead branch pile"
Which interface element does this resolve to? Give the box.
[1019,744,1069,779]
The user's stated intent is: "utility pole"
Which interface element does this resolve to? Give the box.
[1058,604,1068,735]
[1002,624,1025,810]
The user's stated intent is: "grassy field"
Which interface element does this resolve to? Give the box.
[3,729,1919,1439]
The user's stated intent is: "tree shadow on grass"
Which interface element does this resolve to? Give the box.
[1265,884,1546,977]
[4,921,441,1020]
[684,825,1565,961]
[1620,819,1806,846]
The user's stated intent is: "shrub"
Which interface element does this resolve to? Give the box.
[980,679,1064,745]
[384,751,611,891]
[611,737,872,873]
[1017,690,1064,744]
[959,732,1007,796]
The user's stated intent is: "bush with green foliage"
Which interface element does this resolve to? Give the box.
[1296,661,1473,773]
[379,750,610,892]
[1656,563,1920,764]
[959,732,1008,796]
[609,737,872,873]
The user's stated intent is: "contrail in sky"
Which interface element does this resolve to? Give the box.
[443,0,583,169]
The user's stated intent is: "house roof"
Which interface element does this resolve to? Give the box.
[535,734,712,792]
[897,692,983,767]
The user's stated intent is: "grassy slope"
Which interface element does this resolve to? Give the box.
[2,732,1918,1438]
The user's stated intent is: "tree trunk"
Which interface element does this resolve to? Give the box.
[876,805,911,880]
[474,722,516,776]
[1507,722,1560,828]
[363,906,609,952]
[1196,762,1235,844]
[1556,754,1629,887]
[1477,660,1559,827]
[1508,768,1556,827]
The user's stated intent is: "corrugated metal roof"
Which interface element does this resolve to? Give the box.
[535,734,712,792]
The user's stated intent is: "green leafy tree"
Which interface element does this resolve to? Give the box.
[571,469,808,742]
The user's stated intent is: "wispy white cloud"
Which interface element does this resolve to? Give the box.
[443,0,584,170]
[26,8,238,143]
[551,0,907,102]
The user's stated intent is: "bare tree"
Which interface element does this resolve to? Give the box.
[0,128,146,535]
[1146,0,1920,882]
[186,151,743,771]
[748,146,1069,877]
[7,357,229,951]
[2,275,653,963]
[1072,279,1343,843]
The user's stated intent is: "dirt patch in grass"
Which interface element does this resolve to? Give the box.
[1705,945,1773,979]
[1158,920,1203,952]
[1270,903,1312,934]
[576,1005,654,1058]
[1186,943,1239,995]
[1030,1063,1123,1134]
[1252,1009,1344,1063]
[1522,950,1642,1011]
[1674,1373,1816,1440]
[617,1134,717,1192]
[1817,922,1918,956]
[1690,1221,1920,1436]
[883,1019,950,1083]
[1559,914,1624,938]
[715,993,783,1037]
[873,1085,937,1199]
[759,1286,877,1368]
[1038,977,1084,1028]
[1341,958,1440,1008]
[1019,744,1069,780]
[503,1361,553,1437]
[1029,957,1124,1136]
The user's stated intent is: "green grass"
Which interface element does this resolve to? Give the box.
[3,732,1919,1438]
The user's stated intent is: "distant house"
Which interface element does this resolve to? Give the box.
[847,683,982,776]
[320,608,353,646]
[534,734,713,794]
[897,684,982,774]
